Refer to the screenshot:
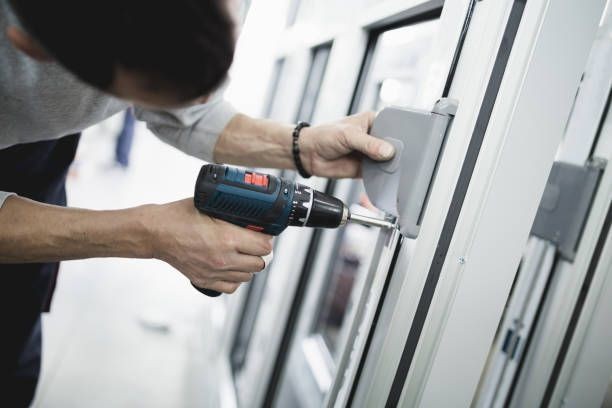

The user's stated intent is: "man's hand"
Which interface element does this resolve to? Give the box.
[147,198,273,294]
[213,112,395,179]
[0,195,272,295]
[299,112,395,178]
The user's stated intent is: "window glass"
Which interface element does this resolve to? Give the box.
[289,0,369,26]
[296,44,332,122]
[358,20,440,111]
[274,17,441,408]
[309,18,440,362]
[230,43,332,378]
[262,59,286,118]
[311,184,381,358]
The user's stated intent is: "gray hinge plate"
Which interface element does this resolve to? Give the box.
[362,98,458,238]
[531,159,605,261]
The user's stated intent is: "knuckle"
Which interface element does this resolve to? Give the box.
[226,283,239,294]
[222,232,236,247]
[209,255,226,269]
[192,278,209,289]
[262,240,273,253]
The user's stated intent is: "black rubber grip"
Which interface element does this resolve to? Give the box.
[191,283,222,297]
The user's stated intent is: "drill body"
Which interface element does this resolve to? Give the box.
[192,164,393,297]
[194,164,345,236]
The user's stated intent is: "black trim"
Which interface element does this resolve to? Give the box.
[442,0,478,97]
[347,236,404,407]
[365,1,442,33]
[386,2,527,406]
[588,88,612,159]
[541,201,612,407]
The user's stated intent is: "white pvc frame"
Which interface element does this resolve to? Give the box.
[349,0,608,406]
[212,0,608,407]
[505,10,612,407]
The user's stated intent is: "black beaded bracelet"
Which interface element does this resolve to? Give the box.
[292,121,311,179]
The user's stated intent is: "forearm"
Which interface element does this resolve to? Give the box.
[0,195,154,263]
[213,113,296,169]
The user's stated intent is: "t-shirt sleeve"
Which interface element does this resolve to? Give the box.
[0,191,16,209]
[134,85,237,163]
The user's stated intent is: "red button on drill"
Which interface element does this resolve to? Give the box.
[244,172,268,187]
[254,174,264,186]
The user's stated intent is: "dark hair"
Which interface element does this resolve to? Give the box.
[9,0,236,102]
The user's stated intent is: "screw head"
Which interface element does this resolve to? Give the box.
[458,257,466,265]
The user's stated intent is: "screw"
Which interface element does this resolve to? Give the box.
[458,257,466,265]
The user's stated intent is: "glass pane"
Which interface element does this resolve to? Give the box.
[296,44,332,122]
[290,0,369,26]
[262,59,286,118]
[275,17,442,408]
[310,17,440,362]
[358,19,440,112]
[311,183,381,358]
[230,44,332,378]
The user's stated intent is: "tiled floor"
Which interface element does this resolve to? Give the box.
[32,115,224,407]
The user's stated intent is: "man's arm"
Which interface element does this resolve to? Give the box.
[138,88,394,178]
[0,195,153,262]
[0,195,272,294]
[213,112,395,178]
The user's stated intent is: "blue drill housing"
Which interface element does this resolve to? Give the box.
[194,165,295,236]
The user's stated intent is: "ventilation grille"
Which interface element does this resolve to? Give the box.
[210,194,265,218]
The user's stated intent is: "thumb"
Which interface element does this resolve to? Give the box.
[346,130,395,161]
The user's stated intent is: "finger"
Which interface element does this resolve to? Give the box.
[208,281,242,294]
[194,279,242,294]
[224,254,266,272]
[234,232,273,256]
[344,111,376,131]
[212,219,274,255]
[344,128,395,161]
[212,271,254,283]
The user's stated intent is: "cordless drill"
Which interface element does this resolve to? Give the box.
[192,164,393,296]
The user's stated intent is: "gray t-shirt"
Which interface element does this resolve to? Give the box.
[0,0,237,207]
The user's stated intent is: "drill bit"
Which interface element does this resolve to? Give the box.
[347,211,395,229]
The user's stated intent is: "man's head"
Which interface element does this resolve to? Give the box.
[7,0,237,108]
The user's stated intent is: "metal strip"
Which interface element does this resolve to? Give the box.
[385,1,527,406]
[346,236,404,406]
[541,201,612,407]
[589,88,612,158]
[504,253,560,406]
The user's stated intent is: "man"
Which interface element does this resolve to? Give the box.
[0,0,395,404]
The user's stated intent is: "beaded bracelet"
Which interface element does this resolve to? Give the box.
[292,121,311,178]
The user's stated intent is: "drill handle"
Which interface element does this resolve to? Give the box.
[191,283,222,297]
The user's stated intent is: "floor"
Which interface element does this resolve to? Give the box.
[31,114,226,407]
